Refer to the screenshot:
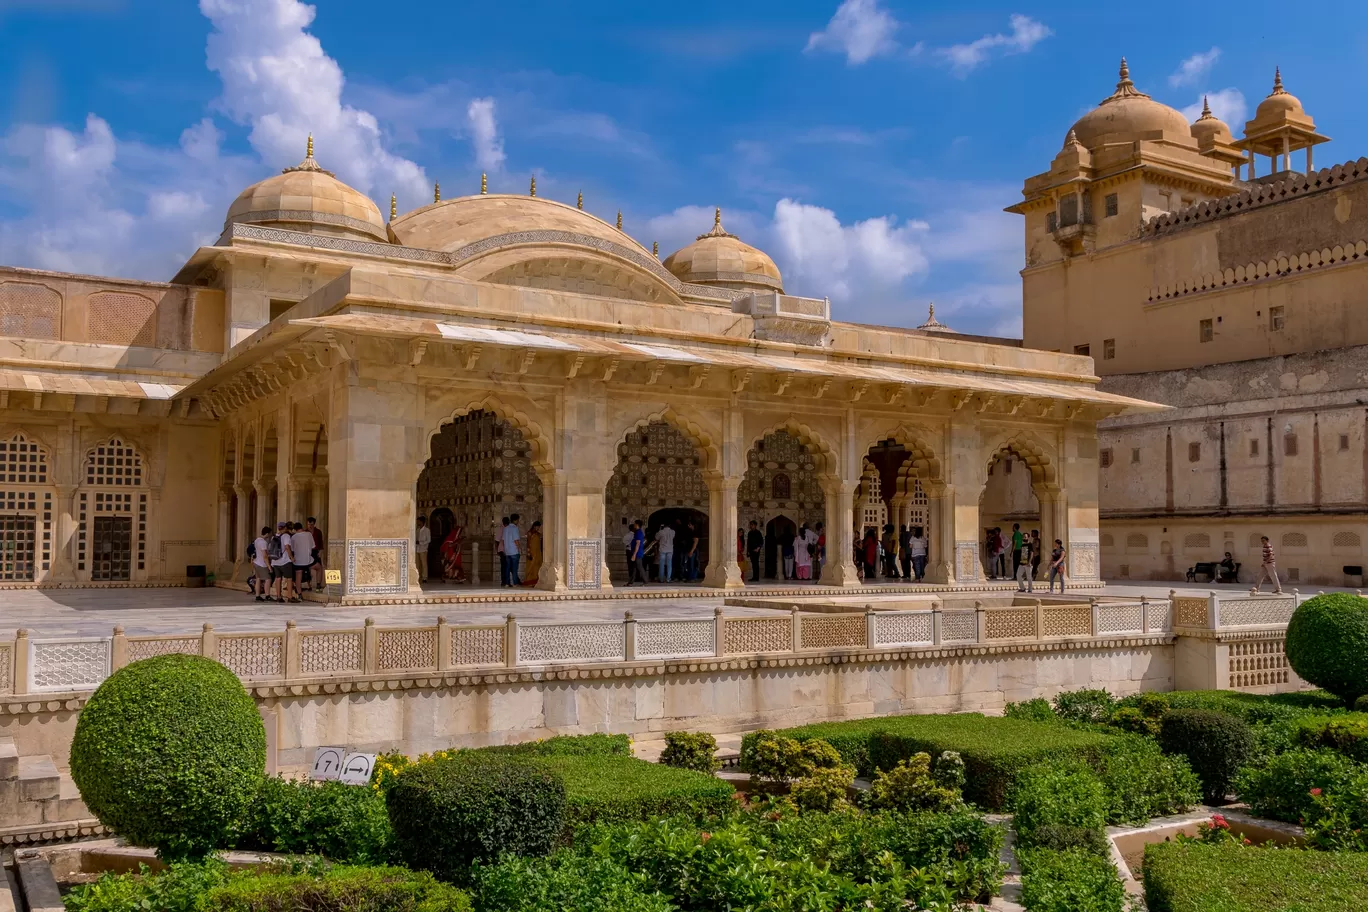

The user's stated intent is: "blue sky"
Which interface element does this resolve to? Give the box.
[1,0,1365,336]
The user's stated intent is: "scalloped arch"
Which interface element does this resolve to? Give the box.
[609,407,720,474]
[983,430,1056,488]
[748,419,839,477]
[80,434,148,487]
[862,423,944,483]
[427,395,554,476]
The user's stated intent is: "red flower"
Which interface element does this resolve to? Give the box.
[1211,815,1229,829]
[700,832,712,844]
[1310,788,1323,797]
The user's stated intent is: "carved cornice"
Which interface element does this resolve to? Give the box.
[1146,238,1368,305]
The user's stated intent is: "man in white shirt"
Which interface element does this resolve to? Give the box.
[655,522,676,583]
[909,527,929,583]
[269,521,294,602]
[291,522,315,602]
[415,515,431,582]
[251,526,271,602]
[502,513,523,586]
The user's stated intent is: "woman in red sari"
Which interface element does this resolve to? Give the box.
[440,524,466,582]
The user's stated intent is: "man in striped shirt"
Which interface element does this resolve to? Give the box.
[1251,535,1283,594]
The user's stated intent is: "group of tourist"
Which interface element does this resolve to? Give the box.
[856,524,930,583]
[413,514,542,588]
[741,521,827,583]
[621,518,703,585]
[982,524,1067,593]
[246,517,324,603]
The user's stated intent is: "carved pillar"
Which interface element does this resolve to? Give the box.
[703,473,744,589]
[50,484,78,582]
[924,485,954,584]
[233,484,251,580]
[537,472,567,592]
[217,486,234,573]
[819,478,860,586]
[253,482,273,539]
[146,487,163,580]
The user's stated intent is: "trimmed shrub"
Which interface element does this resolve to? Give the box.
[933,750,966,792]
[1094,735,1200,825]
[1052,688,1117,725]
[789,763,856,811]
[385,752,566,883]
[539,754,735,828]
[206,865,471,912]
[472,853,671,912]
[1286,593,1368,705]
[1027,823,1110,855]
[64,858,232,912]
[233,776,394,863]
[658,730,720,773]
[1010,762,1108,849]
[487,733,632,758]
[740,731,844,781]
[1004,697,1056,722]
[1304,765,1368,852]
[69,654,265,860]
[865,753,961,813]
[1294,714,1368,761]
[1018,847,1126,912]
[1120,688,1343,725]
[1143,841,1368,912]
[1235,747,1361,823]
[745,713,1116,810]
[1356,694,1368,712]
[1158,708,1254,805]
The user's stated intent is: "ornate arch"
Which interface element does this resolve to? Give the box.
[982,429,1057,489]
[608,406,721,474]
[427,394,554,477]
[79,434,147,487]
[750,418,839,478]
[863,423,945,485]
[0,430,51,485]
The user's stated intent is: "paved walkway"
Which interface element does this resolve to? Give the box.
[0,580,1338,638]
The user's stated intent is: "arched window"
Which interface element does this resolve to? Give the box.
[80,437,147,580]
[0,433,48,484]
[771,473,791,500]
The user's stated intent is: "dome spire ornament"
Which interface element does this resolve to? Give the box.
[282,132,331,175]
[433,180,441,203]
[916,302,954,333]
[577,190,583,210]
[1101,56,1150,104]
[697,206,737,240]
[1272,66,1286,95]
[652,241,658,258]
[529,175,536,197]
[390,193,397,221]
[306,133,314,159]
[1199,95,1214,119]
[481,172,487,194]
[616,210,623,230]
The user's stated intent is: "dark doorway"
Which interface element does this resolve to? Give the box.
[0,515,35,581]
[646,508,708,582]
[92,516,132,581]
[427,507,456,582]
[764,515,797,579]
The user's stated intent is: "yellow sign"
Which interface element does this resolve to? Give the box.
[325,569,342,585]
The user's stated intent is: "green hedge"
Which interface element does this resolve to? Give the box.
[1018,847,1125,912]
[233,776,395,864]
[1235,748,1362,823]
[482,733,632,758]
[539,754,735,828]
[206,865,471,912]
[1143,842,1368,912]
[1120,688,1344,724]
[745,713,1117,809]
[69,654,266,860]
[472,852,672,912]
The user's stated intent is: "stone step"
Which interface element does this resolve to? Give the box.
[57,773,89,820]
[15,756,59,802]
[0,736,16,781]
[14,850,64,912]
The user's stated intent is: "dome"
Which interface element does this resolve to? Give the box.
[1191,96,1233,145]
[224,137,387,243]
[1067,59,1193,150]
[662,209,783,294]
[914,303,956,334]
[1254,67,1306,121]
[388,192,648,256]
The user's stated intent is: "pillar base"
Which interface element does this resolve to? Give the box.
[819,559,863,587]
[703,561,745,590]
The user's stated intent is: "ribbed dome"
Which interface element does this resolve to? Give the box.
[662,209,783,294]
[224,137,387,242]
[388,193,647,255]
[1068,59,1193,150]
[1191,96,1233,145]
[1254,68,1306,121]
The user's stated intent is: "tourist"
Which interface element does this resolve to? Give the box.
[415,515,430,583]
[984,529,997,578]
[1048,539,1067,593]
[621,518,635,580]
[898,524,912,580]
[746,521,764,583]
[440,521,465,582]
[291,521,315,601]
[629,521,647,585]
[496,517,508,587]
[503,514,523,586]
[882,524,898,579]
[522,520,542,587]
[681,521,699,582]
[994,528,1008,579]
[306,516,325,580]
[1016,536,1035,593]
[781,533,795,580]
[862,528,879,581]
[655,520,676,583]
[737,527,747,580]
[1252,535,1283,594]
[1011,524,1024,576]
[909,526,928,583]
[268,521,293,602]
[1219,551,1238,584]
[250,526,271,601]
[814,522,826,581]
[1030,530,1042,581]
[794,523,816,580]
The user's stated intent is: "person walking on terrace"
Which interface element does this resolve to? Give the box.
[655,520,676,584]
[746,521,764,583]
[1251,535,1283,594]
[415,515,430,583]
[1047,539,1067,593]
[1016,536,1035,593]
[909,525,928,583]
[502,514,523,587]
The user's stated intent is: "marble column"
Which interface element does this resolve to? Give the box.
[233,484,251,581]
[537,472,567,591]
[924,486,953,584]
[819,479,860,587]
[703,473,743,589]
[49,484,78,582]
[253,482,272,538]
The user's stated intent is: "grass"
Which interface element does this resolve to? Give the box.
[745,713,1117,809]
[537,754,736,828]
[1143,842,1368,912]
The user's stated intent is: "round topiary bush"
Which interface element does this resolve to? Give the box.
[69,654,266,859]
[1158,709,1254,805]
[1285,593,1368,705]
[385,752,566,883]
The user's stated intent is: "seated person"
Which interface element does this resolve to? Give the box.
[1219,552,1238,583]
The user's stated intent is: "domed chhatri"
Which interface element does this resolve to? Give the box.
[225,136,388,243]
[1190,96,1233,146]
[1253,67,1305,122]
[1067,58,1193,150]
[1235,67,1329,176]
[662,208,783,295]
[915,303,956,334]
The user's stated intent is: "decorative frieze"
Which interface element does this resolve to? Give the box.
[346,539,409,595]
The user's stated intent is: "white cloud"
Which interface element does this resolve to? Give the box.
[1170,47,1220,87]
[466,97,505,172]
[939,14,1051,76]
[200,0,428,203]
[805,0,900,65]
[772,199,929,301]
[1180,88,1247,128]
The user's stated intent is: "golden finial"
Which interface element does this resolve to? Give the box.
[714,207,722,230]
[1272,66,1286,94]
[481,172,487,194]
[306,133,314,159]
[929,303,935,320]
[434,180,441,203]
[1102,55,1148,104]
[652,241,659,257]
[390,193,397,221]
[529,175,536,197]
[697,206,736,240]
[616,210,623,230]
[1118,57,1129,83]
[577,190,583,210]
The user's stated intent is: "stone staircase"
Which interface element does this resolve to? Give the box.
[0,736,105,847]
